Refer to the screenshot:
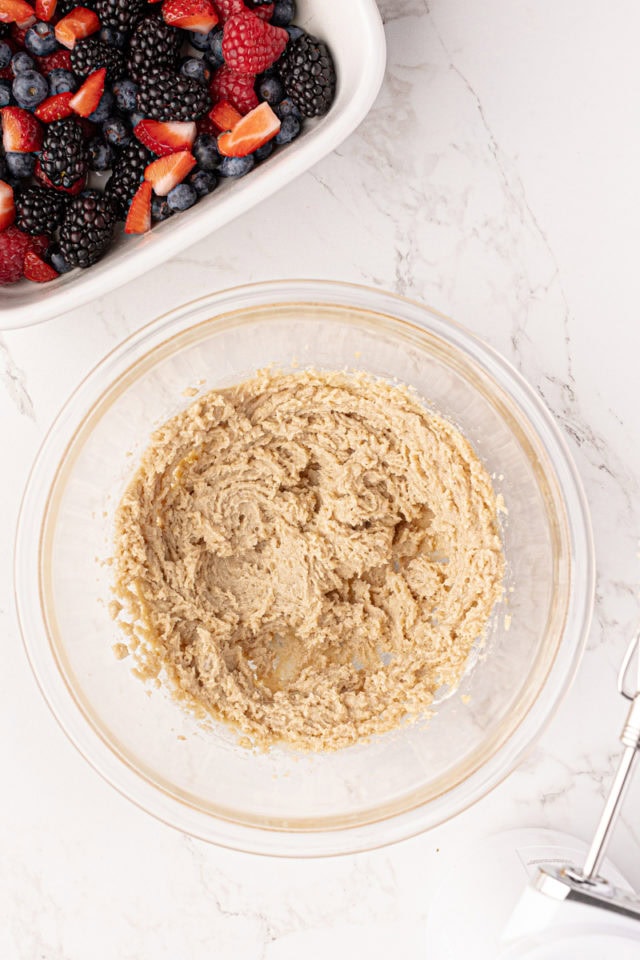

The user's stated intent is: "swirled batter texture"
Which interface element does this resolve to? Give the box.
[114,370,504,750]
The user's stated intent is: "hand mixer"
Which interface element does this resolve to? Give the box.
[534,629,640,919]
[426,631,640,957]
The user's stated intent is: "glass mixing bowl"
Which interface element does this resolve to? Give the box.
[15,281,594,856]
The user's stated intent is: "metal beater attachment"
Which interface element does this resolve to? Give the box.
[535,630,640,920]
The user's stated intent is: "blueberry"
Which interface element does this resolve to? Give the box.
[188,168,217,196]
[11,51,35,75]
[254,139,273,162]
[130,111,145,128]
[271,0,296,27]
[112,78,138,112]
[151,195,174,221]
[275,97,301,120]
[258,74,284,104]
[188,29,211,52]
[285,25,304,41]
[48,68,77,95]
[0,78,11,108]
[0,41,11,69]
[274,114,300,145]
[99,25,127,49]
[218,154,255,178]
[13,70,48,110]
[166,182,198,211]
[103,116,130,147]
[88,89,114,123]
[5,151,35,178]
[24,21,58,56]
[193,133,219,171]
[87,135,114,172]
[206,28,224,65]
[180,56,210,84]
[49,248,73,274]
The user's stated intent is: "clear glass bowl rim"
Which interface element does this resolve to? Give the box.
[14,279,595,857]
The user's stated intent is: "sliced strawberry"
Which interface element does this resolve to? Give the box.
[35,90,74,121]
[208,99,242,132]
[35,48,72,73]
[34,159,86,194]
[0,0,35,24]
[162,0,218,32]
[144,149,196,195]
[35,0,56,19]
[217,100,279,157]
[23,249,58,282]
[0,179,15,231]
[134,118,197,156]
[69,66,105,117]
[124,180,152,235]
[1,106,43,152]
[209,65,258,115]
[54,5,100,49]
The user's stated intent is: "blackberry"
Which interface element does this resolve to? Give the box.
[15,185,68,236]
[95,0,147,33]
[57,0,96,13]
[70,37,126,82]
[136,73,210,121]
[40,119,87,189]
[105,139,154,219]
[277,33,336,117]
[128,15,182,83]
[59,190,117,268]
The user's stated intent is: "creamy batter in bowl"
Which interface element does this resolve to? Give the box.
[16,281,593,855]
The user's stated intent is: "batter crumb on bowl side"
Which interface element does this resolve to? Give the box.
[111,369,505,752]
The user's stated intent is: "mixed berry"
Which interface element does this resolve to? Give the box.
[0,0,336,285]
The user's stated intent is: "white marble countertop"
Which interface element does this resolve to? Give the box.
[2,1,640,956]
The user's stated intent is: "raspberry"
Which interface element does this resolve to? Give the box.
[35,49,73,74]
[213,0,246,21]
[222,11,287,75]
[209,64,258,114]
[0,226,30,285]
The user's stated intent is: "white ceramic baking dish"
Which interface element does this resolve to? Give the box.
[0,1,386,329]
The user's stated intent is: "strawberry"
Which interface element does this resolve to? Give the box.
[0,179,15,230]
[1,106,43,152]
[253,3,273,20]
[208,99,242,132]
[0,0,35,24]
[35,91,74,121]
[34,159,86,194]
[35,49,72,74]
[209,65,258,114]
[162,0,218,33]
[69,67,105,117]
[54,6,100,49]
[23,249,58,282]
[213,0,245,21]
[217,99,279,156]
[222,10,287,75]
[35,0,56,20]
[144,149,196,195]
[124,180,152,234]
[134,118,197,156]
